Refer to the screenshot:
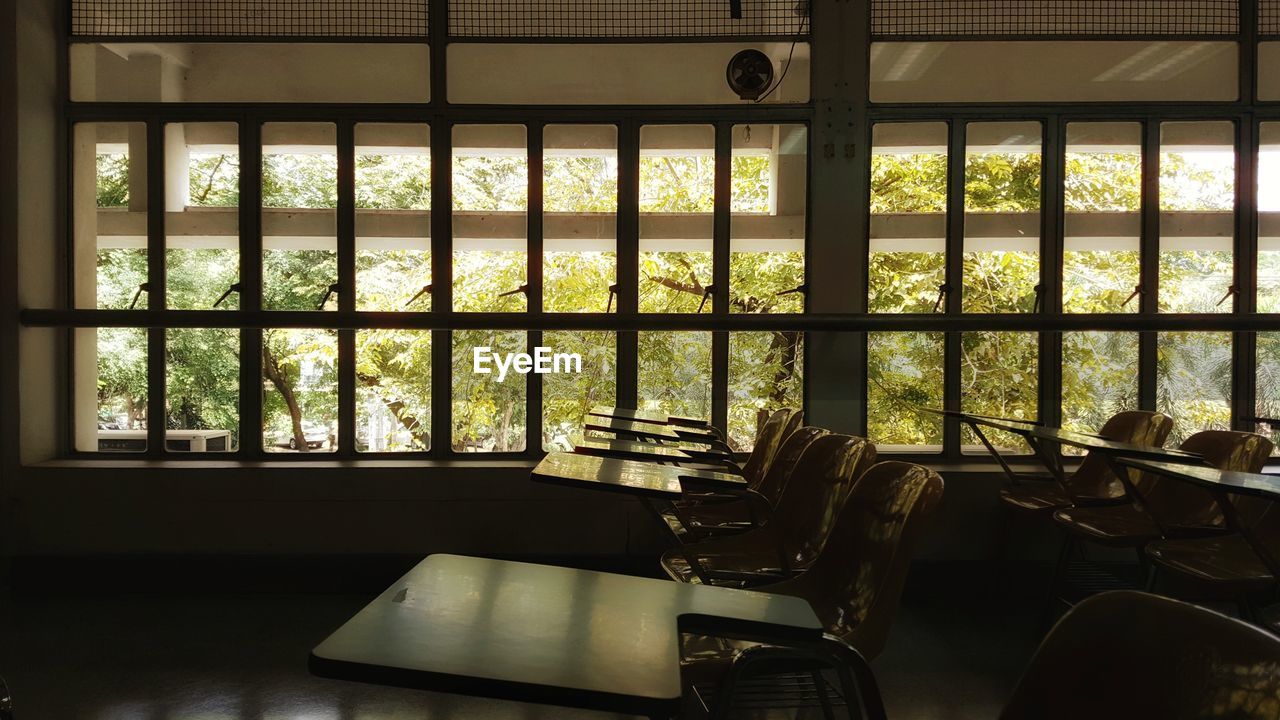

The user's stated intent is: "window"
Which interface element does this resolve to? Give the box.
[263,122,338,312]
[640,125,714,314]
[867,331,944,451]
[1159,121,1235,314]
[960,331,1038,453]
[1259,123,1280,313]
[964,122,1042,314]
[1063,123,1141,314]
[1062,332,1139,441]
[1158,332,1232,445]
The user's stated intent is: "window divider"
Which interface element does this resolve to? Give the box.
[240,118,264,459]
[711,122,731,431]
[943,119,966,457]
[430,121,453,457]
[1234,116,1259,428]
[1138,119,1161,411]
[527,123,544,453]
[146,120,167,457]
[1039,116,1065,430]
[615,120,640,408]
[337,121,357,456]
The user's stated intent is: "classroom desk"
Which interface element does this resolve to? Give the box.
[310,554,822,718]
[573,437,737,467]
[921,408,1203,500]
[582,417,682,442]
[588,405,711,428]
[532,451,746,498]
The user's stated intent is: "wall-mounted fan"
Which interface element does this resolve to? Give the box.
[726,49,775,101]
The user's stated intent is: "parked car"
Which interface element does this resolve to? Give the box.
[272,422,330,450]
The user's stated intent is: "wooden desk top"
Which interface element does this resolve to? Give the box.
[533,452,745,498]
[573,437,696,463]
[582,417,682,440]
[1116,458,1280,499]
[310,554,821,716]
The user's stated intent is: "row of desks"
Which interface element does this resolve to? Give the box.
[312,407,807,718]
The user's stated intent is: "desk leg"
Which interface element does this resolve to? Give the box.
[641,497,714,585]
[968,422,1037,487]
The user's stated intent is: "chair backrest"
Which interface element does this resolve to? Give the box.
[1139,430,1274,528]
[1000,591,1280,720]
[739,408,799,489]
[1071,411,1173,498]
[751,425,828,507]
[768,434,877,570]
[767,461,944,660]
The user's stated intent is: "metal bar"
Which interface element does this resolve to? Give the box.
[712,122,731,431]
[25,309,1280,332]
[944,120,965,457]
[337,120,356,456]
[430,120,452,457]
[429,0,448,105]
[146,120,166,457]
[64,104,814,123]
[527,122,544,453]
[1040,116,1064,429]
[240,119,264,459]
[1138,119,1160,411]
[616,120,639,407]
[1235,117,1259,428]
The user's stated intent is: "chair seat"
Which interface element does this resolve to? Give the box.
[679,633,753,684]
[1000,483,1126,513]
[660,529,792,585]
[660,499,757,542]
[1147,535,1276,593]
[1053,505,1163,547]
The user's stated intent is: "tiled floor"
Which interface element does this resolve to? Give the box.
[0,564,1045,720]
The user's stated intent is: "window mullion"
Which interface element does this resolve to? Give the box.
[146,120,166,457]
[711,122,731,430]
[943,119,965,458]
[430,119,453,457]
[527,122,544,454]
[336,120,356,456]
[1039,116,1064,429]
[1138,119,1160,411]
[1234,116,1259,429]
[616,120,639,408]
[240,118,264,460]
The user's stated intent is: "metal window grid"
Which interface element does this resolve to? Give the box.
[870,1,1240,40]
[448,0,808,40]
[1262,0,1280,36]
[69,0,430,39]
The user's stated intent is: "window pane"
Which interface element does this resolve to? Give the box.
[964,122,1041,313]
[1063,123,1141,313]
[961,331,1037,453]
[867,332,944,452]
[1255,332,1280,452]
[544,125,617,314]
[71,43,429,103]
[80,328,148,452]
[730,124,805,314]
[869,123,948,314]
[167,122,240,310]
[263,123,337,311]
[166,329,239,451]
[640,125,714,313]
[1158,332,1232,446]
[1159,122,1234,313]
[1062,332,1139,444]
[543,331,616,451]
[728,332,803,452]
[453,125,527,312]
[263,329,338,453]
[357,330,431,452]
[75,122,148,310]
[638,331,712,420]
[871,41,1237,103]
[453,330,527,452]
[1259,123,1280,313]
[356,123,431,312]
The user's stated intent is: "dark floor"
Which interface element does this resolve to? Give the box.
[0,562,1046,720]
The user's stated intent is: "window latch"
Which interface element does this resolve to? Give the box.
[932,283,950,314]
[606,283,618,313]
[1120,284,1143,308]
[1033,283,1044,313]
[498,284,529,299]
[316,283,341,311]
[776,283,808,297]
[697,285,715,313]
[213,282,241,308]
[129,282,150,310]
[1216,284,1238,308]
[405,283,432,308]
